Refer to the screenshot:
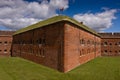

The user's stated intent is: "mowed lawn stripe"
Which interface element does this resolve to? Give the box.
[0,57,120,80]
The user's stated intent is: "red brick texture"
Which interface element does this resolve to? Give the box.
[12,22,64,71]
[0,31,14,57]
[100,33,120,56]
[63,22,101,72]
[12,21,101,72]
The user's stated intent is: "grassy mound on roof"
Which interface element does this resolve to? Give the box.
[14,15,99,36]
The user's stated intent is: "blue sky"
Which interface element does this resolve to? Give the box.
[0,0,120,32]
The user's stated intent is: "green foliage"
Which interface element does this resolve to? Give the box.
[0,57,120,80]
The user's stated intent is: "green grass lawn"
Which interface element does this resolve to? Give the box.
[0,57,120,80]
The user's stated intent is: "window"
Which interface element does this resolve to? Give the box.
[42,38,46,45]
[80,39,85,46]
[4,41,7,45]
[79,51,81,56]
[29,40,32,44]
[42,49,45,57]
[115,43,117,45]
[119,50,120,54]
[38,38,42,44]
[104,42,107,46]
[38,49,41,56]
[104,50,107,54]
[38,49,45,57]
[105,50,107,52]
[115,51,117,53]
[109,43,112,45]
[87,49,90,54]
[119,42,120,46]
[87,40,90,45]
[4,49,7,53]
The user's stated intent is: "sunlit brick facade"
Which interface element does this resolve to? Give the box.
[0,31,14,57]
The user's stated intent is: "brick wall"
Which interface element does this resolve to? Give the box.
[100,33,120,56]
[12,21,101,72]
[63,22,101,72]
[0,36,12,56]
[12,22,64,71]
[0,31,14,57]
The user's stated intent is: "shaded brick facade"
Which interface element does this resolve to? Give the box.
[12,22,64,71]
[0,31,14,57]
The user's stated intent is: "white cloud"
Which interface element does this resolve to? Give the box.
[73,9,117,32]
[50,0,69,9]
[0,18,40,30]
[0,0,69,30]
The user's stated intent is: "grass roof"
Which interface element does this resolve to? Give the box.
[14,15,100,36]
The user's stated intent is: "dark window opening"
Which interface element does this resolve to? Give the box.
[4,41,7,44]
[105,50,107,52]
[80,39,85,45]
[38,38,42,44]
[110,43,112,45]
[115,51,117,53]
[115,43,117,45]
[104,42,107,46]
[4,49,7,53]
[42,38,46,44]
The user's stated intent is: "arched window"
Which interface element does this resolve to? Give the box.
[104,50,107,54]
[104,42,107,46]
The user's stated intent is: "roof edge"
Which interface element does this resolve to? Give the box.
[13,15,100,36]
